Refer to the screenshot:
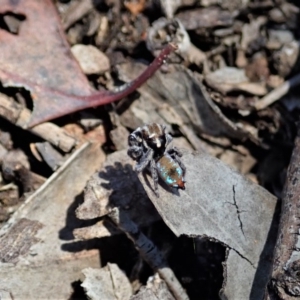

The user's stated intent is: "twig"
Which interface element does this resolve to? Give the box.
[78,43,178,104]
[62,0,93,30]
[108,207,189,300]
[267,121,300,299]
[0,93,76,152]
[0,43,178,127]
[255,73,300,111]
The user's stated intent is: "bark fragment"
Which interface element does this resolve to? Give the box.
[268,123,300,299]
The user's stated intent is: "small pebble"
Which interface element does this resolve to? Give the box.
[71,44,110,75]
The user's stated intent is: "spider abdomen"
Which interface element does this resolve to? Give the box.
[156,154,185,190]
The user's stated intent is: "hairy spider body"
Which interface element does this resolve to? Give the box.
[127,123,186,196]
[128,123,172,160]
[127,123,172,169]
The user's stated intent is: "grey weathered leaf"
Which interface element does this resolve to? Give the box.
[74,150,160,239]
[138,149,278,300]
[205,67,267,95]
[81,264,132,300]
[0,142,105,299]
[117,63,261,144]
[176,7,234,30]
[130,274,175,300]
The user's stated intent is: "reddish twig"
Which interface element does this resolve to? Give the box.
[83,43,178,104]
[0,43,178,127]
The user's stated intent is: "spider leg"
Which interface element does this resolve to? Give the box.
[135,148,154,173]
[149,158,159,197]
[176,156,186,177]
[165,133,173,149]
[127,146,143,161]
[167,146,183,157]
[128,128,142,147]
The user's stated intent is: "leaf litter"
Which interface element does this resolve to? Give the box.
[0,0,299,299]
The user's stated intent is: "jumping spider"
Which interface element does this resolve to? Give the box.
[128,123,186,196]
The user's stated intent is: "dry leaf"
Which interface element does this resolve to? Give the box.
[81,264,132,300]
[74,150,160,239]
[205,67,267,96]
[138,149,278,299]
[0,142,106,299]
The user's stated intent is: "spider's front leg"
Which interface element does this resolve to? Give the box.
[134,148,154,173]
[134,147,160,197]
[165,132,173,149]
[149,158,159,197]
[127,145,143,161]
[128,127,144,161]
[167,146,183,157]
[128,128,143,147]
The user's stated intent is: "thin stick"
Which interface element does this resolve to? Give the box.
[108,207,189,300]
[0,93,76,152]
[84,43,178,105]
[255,73,300,111]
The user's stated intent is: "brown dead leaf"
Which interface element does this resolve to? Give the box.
[0,0,92,113]
[0,0,91,91]
[0,1,177,127]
